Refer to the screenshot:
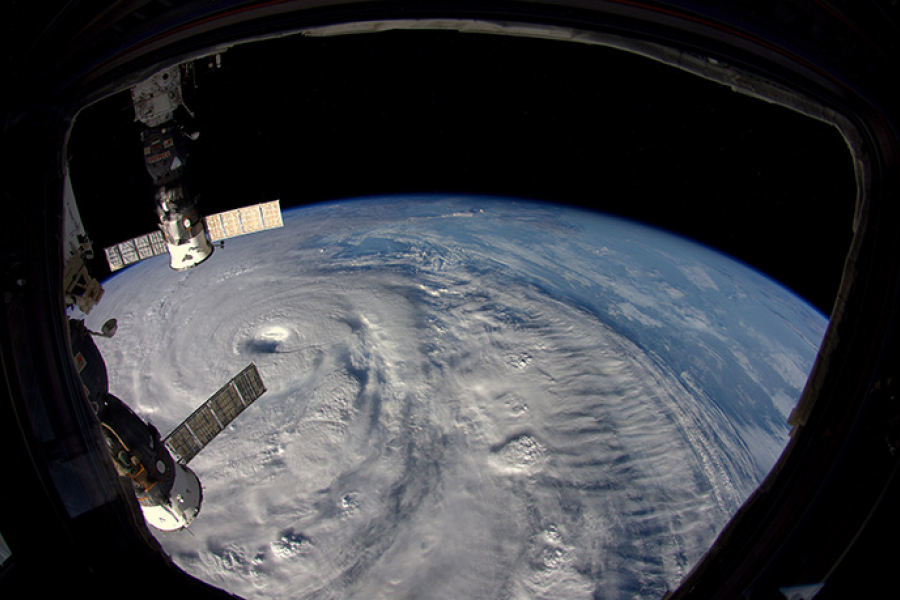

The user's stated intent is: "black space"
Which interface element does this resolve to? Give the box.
[67,30,856,315]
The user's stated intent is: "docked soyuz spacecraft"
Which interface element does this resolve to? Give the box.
[69,319,267,531]
[62,57,279,531]
[103,60,284,273]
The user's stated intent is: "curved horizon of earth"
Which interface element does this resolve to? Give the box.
[85,195,827,599]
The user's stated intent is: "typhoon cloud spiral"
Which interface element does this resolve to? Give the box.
[87,196,825,599]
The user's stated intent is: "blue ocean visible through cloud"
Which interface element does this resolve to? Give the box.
[88,195,826,599]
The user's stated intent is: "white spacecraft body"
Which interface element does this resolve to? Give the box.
[140,463,202,531]
[155,186,215,270]
[165,228,214,270]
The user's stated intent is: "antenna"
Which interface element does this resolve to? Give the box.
[86,319,118,338]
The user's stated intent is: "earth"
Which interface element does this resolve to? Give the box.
[85,195,826,599]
